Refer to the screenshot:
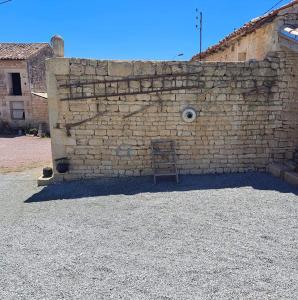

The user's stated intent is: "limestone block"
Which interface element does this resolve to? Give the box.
[135,94,150,101]
[76,129,94,135]
[70,104,89,112]
[170,62,188,74]
[118,81,128,90]
[37,176,54,186]
[108,61,133,77]
[129,105,143,112]
[217,94,227,101]
[107,129,123,136]
[74,148,88,155]
[85,65,96,75]
[133,61,155,75]
[119,105,131,114]
[95,129,107,136]
[70,63,84,76]
[96,61,108,75]
[88,60,97,67]
[155,63,172,75]
[141,80,152,88]
[64,137,77,146]
[252,68,276,77]
[46,58,70,75]
[176,94,198,101]
[153,80,163,88]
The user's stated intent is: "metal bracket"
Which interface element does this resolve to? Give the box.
[65,111,107,136]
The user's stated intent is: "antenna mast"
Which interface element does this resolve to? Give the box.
[196,9,203,61]
[200,12,203,60]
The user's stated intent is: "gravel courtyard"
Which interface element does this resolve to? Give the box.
[0,170,298,299]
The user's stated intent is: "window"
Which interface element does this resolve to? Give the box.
[8,73,22,96]
[10,101,25,120]
[280,25,298,41]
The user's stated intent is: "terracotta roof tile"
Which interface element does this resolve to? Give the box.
[0,43,50,60]
[192,0,298,61]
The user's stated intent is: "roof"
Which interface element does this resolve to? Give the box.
[0,43,50,60]
[192,0,298,61]
[31,92,48,99]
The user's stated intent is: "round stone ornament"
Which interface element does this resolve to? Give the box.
[181,108,197,123]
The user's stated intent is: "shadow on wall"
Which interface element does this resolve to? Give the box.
[25,172,298,203]
[0,134,21,138]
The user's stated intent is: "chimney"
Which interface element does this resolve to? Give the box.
[50,35,64,57]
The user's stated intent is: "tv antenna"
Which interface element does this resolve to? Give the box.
[195,9,203,60]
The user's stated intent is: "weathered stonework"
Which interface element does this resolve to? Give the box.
[0,43,54,130]
[193,2,298,62]
[46,51,298,180]
[28,46,54,92]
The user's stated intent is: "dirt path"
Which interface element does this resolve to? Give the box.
[0,135,52,173]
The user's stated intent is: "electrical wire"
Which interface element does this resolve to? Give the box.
[263,0,288,15]
[0,0,12,4]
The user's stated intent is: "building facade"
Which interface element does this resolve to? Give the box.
[192,1,298,62]
[0,42,54,131]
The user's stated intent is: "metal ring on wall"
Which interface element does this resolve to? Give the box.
[181,108,197,123]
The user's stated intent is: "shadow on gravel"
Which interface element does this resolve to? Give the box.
[25,172,298,203]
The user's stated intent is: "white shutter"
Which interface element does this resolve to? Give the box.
[11,101,24,109]
[10,101,25,120]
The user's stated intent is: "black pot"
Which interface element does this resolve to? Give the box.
[43,167,53,178]
[56,162,69,173]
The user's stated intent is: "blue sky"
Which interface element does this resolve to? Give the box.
[0,0,290,60]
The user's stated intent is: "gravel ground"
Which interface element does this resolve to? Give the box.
[0,135,51,173]
[0,170,298,300]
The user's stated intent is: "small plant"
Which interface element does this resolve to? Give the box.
[28,128,38,136]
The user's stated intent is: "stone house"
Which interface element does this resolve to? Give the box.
[192,0,298,62]
[0,36,63,131]
[45,1,298,182]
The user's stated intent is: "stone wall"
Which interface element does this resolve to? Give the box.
[201,22,276,62]
[46,51,298,180]
[27,45,54,92]
[31,94,49,129]
[274,51,298,155]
